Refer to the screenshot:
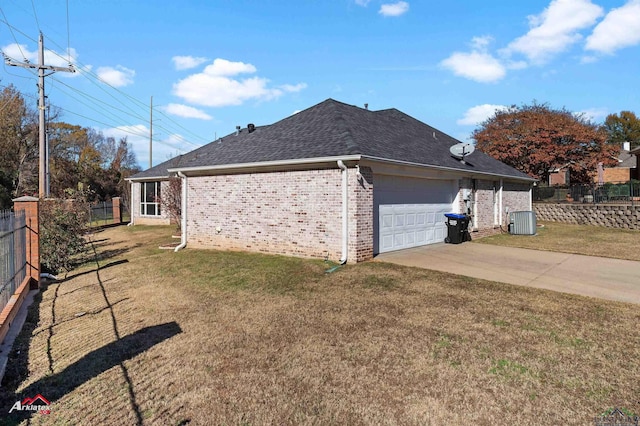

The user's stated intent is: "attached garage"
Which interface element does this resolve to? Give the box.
[374,175,458,254]
[130,99,535,263]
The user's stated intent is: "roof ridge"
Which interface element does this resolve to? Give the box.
[329,100,361,155]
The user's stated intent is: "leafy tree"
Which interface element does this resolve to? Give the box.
[472,102,619,184]
[0,84,38,206]
[604,111,640,149]
[39,196,89,274]
[0,85,139,208]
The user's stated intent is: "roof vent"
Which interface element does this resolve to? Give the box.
[248,123,255,133]
[235,125,241,136]
[364,103,368,110]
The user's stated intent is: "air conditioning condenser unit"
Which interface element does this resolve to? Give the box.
[509,211,537,235]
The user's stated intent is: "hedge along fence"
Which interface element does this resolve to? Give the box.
[534,203,640,230]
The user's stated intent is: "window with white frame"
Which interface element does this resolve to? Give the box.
[140,182,161,216]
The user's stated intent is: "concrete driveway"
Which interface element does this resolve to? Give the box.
[375,243,640,304]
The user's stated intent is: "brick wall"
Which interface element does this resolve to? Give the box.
[602,167,632,183]
[186,168,368,262]
[503,182,531,213]
[458,178,531,237]
[348,166,374,262]
[535,203,640,230]
[473,180,496,230]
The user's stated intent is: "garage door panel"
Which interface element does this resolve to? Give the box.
[382,214,393,229]
[376,175,457,254]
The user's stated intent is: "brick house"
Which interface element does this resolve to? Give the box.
[128,99,534,263]
[599,142,638,183]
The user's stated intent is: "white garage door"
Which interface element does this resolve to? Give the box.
[375,175,457,254]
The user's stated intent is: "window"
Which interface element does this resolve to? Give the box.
[140,182,161,216]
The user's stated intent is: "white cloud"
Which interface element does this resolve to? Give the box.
[441,51,506,83]
[471,35,493,50]
[279,83,307,92]
[585,0,640,54]
[505,0,604,64]
[96,65,135,87]
[379,1,409,17]
[576,107,608,122]
[457,104,509,125]
[162,103,213,120]
[172,55,208,70]
[103,124,189,168]
[441,36,507,83]
[172,58,306,107]
[203,58,257,76]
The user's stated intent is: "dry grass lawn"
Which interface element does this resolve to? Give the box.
[1,225,639,425]
[476,221,640,261]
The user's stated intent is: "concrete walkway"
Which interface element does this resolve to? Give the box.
[376,243,640,304]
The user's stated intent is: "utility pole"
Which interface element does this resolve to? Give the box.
[4,32,75,198]
[149,96,153,169]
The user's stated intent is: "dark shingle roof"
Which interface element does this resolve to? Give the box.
[617,150,637,169]
[131,99,532,181]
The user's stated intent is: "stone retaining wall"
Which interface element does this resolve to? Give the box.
[534,203,640,230]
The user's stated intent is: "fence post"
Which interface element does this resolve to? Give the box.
[112,197,122,224]
[12,196,40,290]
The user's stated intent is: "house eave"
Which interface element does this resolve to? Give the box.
[126,175,171,183]
[168,155,363,176]
[361,155,537,182]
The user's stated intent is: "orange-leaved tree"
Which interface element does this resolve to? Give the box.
[472,103,619,184]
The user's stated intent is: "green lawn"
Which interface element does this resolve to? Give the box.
[1,225,638,425]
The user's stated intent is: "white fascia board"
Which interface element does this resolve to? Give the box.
[168,155,362,174]
[361,155,537,183]
[126,176,170,182]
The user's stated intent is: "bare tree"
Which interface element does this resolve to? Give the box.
[156,175,182,231]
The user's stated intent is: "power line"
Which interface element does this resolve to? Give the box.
[29,0,40,32]
[1,15,211,149]
[58,106,189,152]
[65,0,71,63]
[0,8,28,61]
[50,75,148,123]
[41,37,210,145]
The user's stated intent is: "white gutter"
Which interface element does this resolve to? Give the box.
[169,155,362,175]
[337,160,348,264]
[174,171,188,252]
[361,155,537,182]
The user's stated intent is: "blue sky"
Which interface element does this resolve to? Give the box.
[1,0,639,168]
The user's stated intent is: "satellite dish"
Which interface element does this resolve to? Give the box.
[449,143,475,160]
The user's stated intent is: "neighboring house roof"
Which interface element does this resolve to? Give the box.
[130,99,533,181]
[613,150,637,169]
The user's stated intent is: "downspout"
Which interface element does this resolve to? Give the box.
[127,181,135,226]
[499,179,503,226]
[337,160,348,264]
[174,172,187,252]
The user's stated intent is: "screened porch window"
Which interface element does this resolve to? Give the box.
[140,182,161,216]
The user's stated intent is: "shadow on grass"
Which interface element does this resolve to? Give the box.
[62,259,129,282]
[0,233,182,426]
[2,322,182,424]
